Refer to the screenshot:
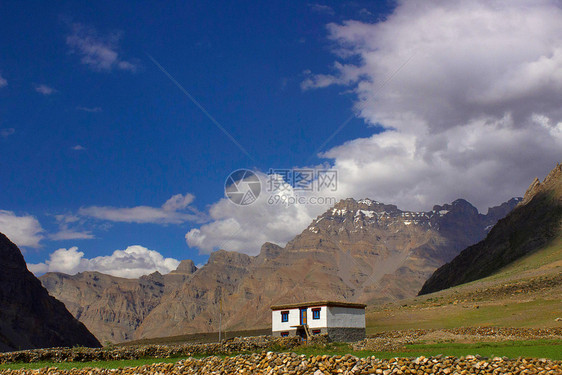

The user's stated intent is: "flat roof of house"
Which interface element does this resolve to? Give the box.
[270,301,366,310]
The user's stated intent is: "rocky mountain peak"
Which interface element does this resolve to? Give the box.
[522,163,562,205]
[310,196,500,235]
[256,242,283,260]
[1,234,26,269]
[486,197,523,219]
[170,259,197,274]
[289,196,521,256]
[523,177,542,204]
[329,198,399,214]
[544,162,562,184]
[139,271,164,285]
[207,249,252,267]
[432,199,477,216]
[451,198,478,211]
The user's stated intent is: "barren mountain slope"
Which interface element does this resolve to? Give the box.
[0,233,101,352]
[41,260,196,343]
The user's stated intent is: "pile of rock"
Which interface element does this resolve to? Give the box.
[353,331,425,352]
[0,336,301,364]
[355,327,562,352]
[443,326,562,339]
[1,353,561,374]
[458,273,562,301]
[369,327,562,339]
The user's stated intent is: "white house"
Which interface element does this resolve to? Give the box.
[271,301,366,342]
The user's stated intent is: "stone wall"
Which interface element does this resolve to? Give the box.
[272,327,364,342]
[0,336,300,364]
[272,328,327,340]
[1,352,560,374]
[271,329,297,338]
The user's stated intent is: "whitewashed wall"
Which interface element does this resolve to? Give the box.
[271,308,299,332]
[326,306,365,328]
[272,305,363,332]
[272,306,328,331]
[307,306,327,329]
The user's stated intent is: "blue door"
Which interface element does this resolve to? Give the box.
[300,308,307,325]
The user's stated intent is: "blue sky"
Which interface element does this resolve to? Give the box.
[1,1,389,270]
[2,0,562,277]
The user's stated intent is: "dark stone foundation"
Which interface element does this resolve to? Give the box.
[326,327,366,342]
[272,329,297,338]
[272,327,365,342]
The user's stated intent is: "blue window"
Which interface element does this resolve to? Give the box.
[312,308,321,320]
[281,311,289,322]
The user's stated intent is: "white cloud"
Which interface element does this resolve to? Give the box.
[34,84,57,95]
[301,62,364,90]
[301,0,562,211]
[0,74,6,88]
[0,128,15,138]
[0,210,44,248]
[54,214,80,224]
[358,8,373,17]
[186,172,331,255]
[28,245,180,278]
[48,230,94,241]
[309,3,335,16]
[79,193,204,224]
[76,106,102,113]
[72,145,86,151]
[187,0,562,255]
[66,23,137,72]
[48,214,94,241]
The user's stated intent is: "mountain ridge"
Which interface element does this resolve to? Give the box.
[40,196,520,343]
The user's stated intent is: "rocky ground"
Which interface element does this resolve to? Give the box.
[1,352,561,375]
[417,273,562,306]
[355,327,562,352]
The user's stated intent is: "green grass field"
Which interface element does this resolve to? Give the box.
[375,339,562,360]
[0,357,190,370]
[366,298,562,333]
[288,340,562,360]
[366,237,562,333]
[1,340,560,370]
[118,328,271,347]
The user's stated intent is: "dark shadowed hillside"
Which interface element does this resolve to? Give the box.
[419,163,562,295]
[0,233,101,352]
